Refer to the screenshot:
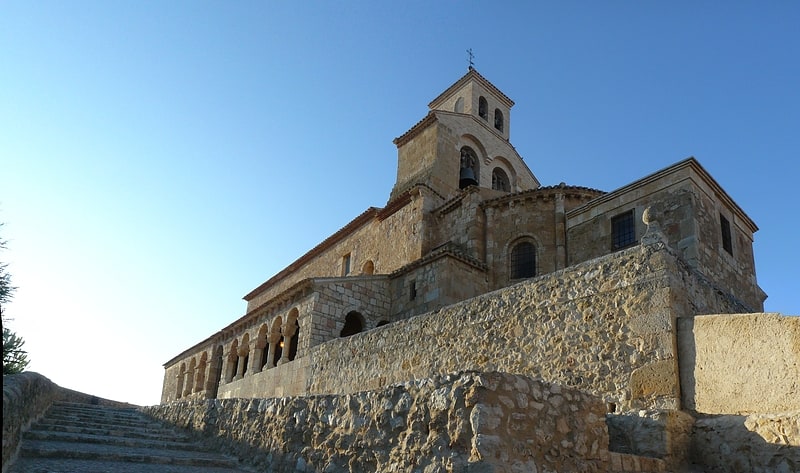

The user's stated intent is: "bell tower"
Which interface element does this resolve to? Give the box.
[390,69,538,201]
[427,67,514,141]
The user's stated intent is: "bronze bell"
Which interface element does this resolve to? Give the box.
[459,167,478,189]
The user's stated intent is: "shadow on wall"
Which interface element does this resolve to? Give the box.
[691,414,800,473]
[676,314,800,472]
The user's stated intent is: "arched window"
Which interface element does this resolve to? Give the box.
[510,241,536,279]
[454,97,464,113]
[492,168,510,192]
[270,317,283,367]
[340,311,364,337]
[459,146,480,189]
[258,323,270,370]
[194,353,207,393]
[226,340,238,382]
[288,318,299,361]
[494,109,504,132]
[362,260,375,275]
[176,363,186,399]
[240,334,250,377]
[478,96,488,120]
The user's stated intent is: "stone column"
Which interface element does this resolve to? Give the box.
[278,321,297,365]
[175,372,185,399]
[266,332,280,369]
[555,188,566,270]
[250,341,265,374]
[484,206,495,281]
[221,347,236,383]
[183,369,194,397]
[194,361,206,393]
[234,344,249,380]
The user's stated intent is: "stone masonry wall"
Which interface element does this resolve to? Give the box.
[677,312,800,414]
[390,253,487,321]
[305,241,710,412]
[484,189,599,287]
[566,161,764,312]
[2,372,59,470]
[145,371,612,473]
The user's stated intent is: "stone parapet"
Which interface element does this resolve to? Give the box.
[144,371,611,473]
[2,372,59,471]
[305,243,706,411]
[2,372,137,472]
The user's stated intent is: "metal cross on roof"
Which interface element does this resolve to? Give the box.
[467,48,474,70]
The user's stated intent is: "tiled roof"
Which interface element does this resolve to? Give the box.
[393,111,437,147]
[482,183,605,207]
[243,190,416,302]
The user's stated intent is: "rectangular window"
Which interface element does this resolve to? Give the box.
[342,253,351,276]
[611,210,637,250]
[720,214,733,255]
[410,281,417,301]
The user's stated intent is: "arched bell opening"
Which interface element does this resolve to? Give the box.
[459,146,479,189]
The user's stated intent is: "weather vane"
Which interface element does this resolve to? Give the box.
[467,48,474,70]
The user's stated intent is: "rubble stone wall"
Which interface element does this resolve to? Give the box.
[145,371,612,473]
[306,242,698,411]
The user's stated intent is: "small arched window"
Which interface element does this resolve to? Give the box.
[288,318,299,361]
[492,168,510,192]
[340,311,364,337]
[362,260,375,275]
[494,109,504,132]
[478,97,488,120]
[510,241,536,279]
[454,97,464,113]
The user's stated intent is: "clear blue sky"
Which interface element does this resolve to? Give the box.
[1,2,798,406]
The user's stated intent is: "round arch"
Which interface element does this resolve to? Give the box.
[505,235,542,281]
[340,310,365,337]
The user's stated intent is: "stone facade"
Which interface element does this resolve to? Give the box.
[161,69,767,407]
[152,69,799,471]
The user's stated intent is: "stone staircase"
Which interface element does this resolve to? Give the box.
[7,402,253,473]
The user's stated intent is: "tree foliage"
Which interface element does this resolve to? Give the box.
[3,327,28,374]
[1,224,29,375]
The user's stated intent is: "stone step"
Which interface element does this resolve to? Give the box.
[7,402,253,473]
[23,429,206,451]
[48,402,142,417]
[33,415,169,432]
[18,439,242,468]
[27,421,190,441]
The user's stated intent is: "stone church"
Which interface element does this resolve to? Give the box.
[161,68,766,406]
